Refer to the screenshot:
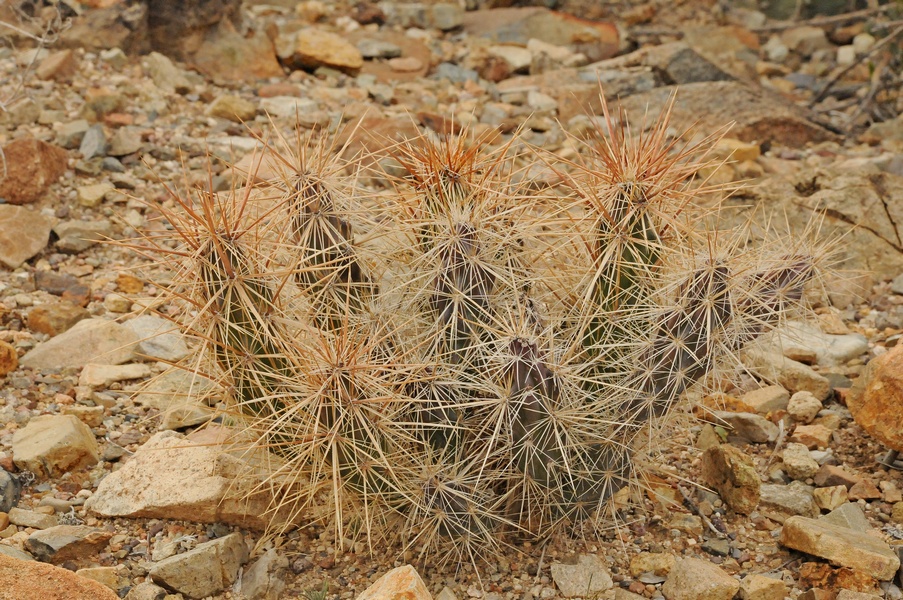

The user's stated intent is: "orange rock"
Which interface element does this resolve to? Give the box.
[0,138,68,205]
[848,344,903,452]
[0,553,118,600]
[797,562,880,595]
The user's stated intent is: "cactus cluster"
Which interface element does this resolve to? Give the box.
[142,96,826,563]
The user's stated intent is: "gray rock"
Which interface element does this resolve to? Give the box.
[430,3,463,30]
[550,554,613,597]
[124,315,190,362]
[0,205,54,269]
[57,119,90,149]
[237,548,289,600]
[53,220,114,253]
[762,321,868,367]
[21,318,138,369]
[0,545,34,561]
[79,124,107,159]
[259,96,317,119]
[433,62,479,84]
[0,468,22,513]
[25,525,112,564]
[149,532,248,599]
[741,347,831,401]
[819,502,871,531]
[712,411,779,444]
[759,482,820,518]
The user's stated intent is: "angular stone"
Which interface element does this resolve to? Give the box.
[0,468,22,513]
[21,318,138,370]
[12,414,100,478]
[75,566,122,591]
[53,220,114,253]
[356,565,432,600]
[848,344,903,452]
[738,574,785,600]
[259,96,317,119]
[143,52,192,94]
[36,49,78,82]
[0,205,54,269]
[819,502,871,532]
[742,347,831,401]
[0,138,68,205]
[629,552,675,577]
[107,127,143,157]
[281,28,363,74]
[85,430,285,529]
[780,516,900,580]
[79,363,152,388]
[790,424,833,449]
[25,525,112,564]
[236,548,289,600]
[124,316,190,362]
[660,557,740,600]
[782,442,819,481]
[550,554,614,597]
[586,41,730,86]
[848,479,882,501]
[77,183,114,208]
[192,23,284,83]
[8,507,58,530]
[124,582,170,600]
[134,367,216,430]
[740,385,790,414]
[764,321,867,367]
[701,444,760,515]
[0,341,17,377]
[0,553,118,600]
[27,302,90,336]
[149,532,247,600]
[759,482,820,518]
[814,465,860,489]
[813,485,848,511]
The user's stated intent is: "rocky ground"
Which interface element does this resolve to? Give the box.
[0,0,902,599]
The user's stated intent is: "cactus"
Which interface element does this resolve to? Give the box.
[138,95,829,563]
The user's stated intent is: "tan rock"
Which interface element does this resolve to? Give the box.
[740,385,789,414]
[36,49,78,82]
[782,442,819,481]
[787,391,823,423]
[738,574,785,600]
[75,566,122,591]
[790,424,833,449]
[283,28,364,73]
[206,95,257,123]
[780,515,900,580]
[741,347,831,401]
[550,554,613,597]
[356,565,432,600]
[661,557,740,600]
[8,507,57,529]
[0,138,68,205]
[0,341,16,377]
[0,553,118,600]
[813,485,848,511]
[12,415,99,478]
[192,22,284,83]
[629,552,675,577]
[0,205,54,269]
[79,363,152,388]
[701,444,760,515]
[85,430,287,529]
[848,344,903,452]
[21,318,139,370]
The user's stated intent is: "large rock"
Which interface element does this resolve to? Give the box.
[780,515,900,580]
[758,321,868,367]
[192,23,283,83]
[12,414,100,478]
[661,557,740,600]
[279,28,364,74]
[848,344,903,452]
[700,444,760,515]
[0,138,68,205]
[461,7,618,62]
[25,525,112,564]
[616,81,837,148]
[0,205,54,269]
[0,553,119,600]
[356,565,432,600]
[741,347,831,401]
[59,3,149,54]
[550,554,613,597]
[759,482,820,518]
[85,429,285,529]
[148,532,247,599]
[21,318,138,370]
[146,0,242,61]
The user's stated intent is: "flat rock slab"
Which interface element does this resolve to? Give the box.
[79,363,152,388]
[661,557,740,600]
[0,553,118,600]
[356,565,432,600]
[762,321,867,367]
[25,525,112,564]
[148,532,247,600]
[550,554,614,597]
[780,515,900,580]
[21,318,138,370]
[123,315,190,362]
[84,430,282,530]
[0,205,54,268]
[617,81,837,148]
